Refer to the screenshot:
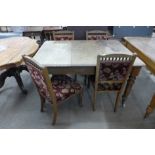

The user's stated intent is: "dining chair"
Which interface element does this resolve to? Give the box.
[53,30,74,40]
[85,30,113,87]
[91,53,136,112]
[86,30,112,40]
[53,30,76,81]
[43,31,53,40]
[22,55,83,125]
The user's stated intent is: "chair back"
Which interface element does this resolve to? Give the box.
[53,30,74,40]
[22,55,56,103]
[95,54,136,91]
[44,31,53,40]
[86,30,111,40]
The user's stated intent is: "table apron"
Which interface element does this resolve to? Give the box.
[47,66,95,75]
[47,66,140,75]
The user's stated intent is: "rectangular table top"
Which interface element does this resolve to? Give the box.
[33,40,144,67]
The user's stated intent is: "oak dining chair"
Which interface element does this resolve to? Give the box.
[90,53,136,112]
[23,55,83,125]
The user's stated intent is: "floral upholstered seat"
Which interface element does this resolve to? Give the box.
[91,54,136,112]
[23,55,83,125]
[51,75,81,102]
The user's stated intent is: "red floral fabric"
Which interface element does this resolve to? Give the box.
[26,63,82,103]
[98,83,122,91]
[51,75,81,102]
[90,60,131,91]
[99,61,131,81]
[54,36,73,40]
[88,35,109,40]
[26,63,50,99]
[90,76,122,91]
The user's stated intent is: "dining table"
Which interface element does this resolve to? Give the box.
[0,37,39,94]
[123,37,155,117]
[33,40,145,106]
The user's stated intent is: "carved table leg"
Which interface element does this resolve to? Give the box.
[14,69,28,94]
[144,94,155,118]
[0,65,28,94]
[122,66,142,107]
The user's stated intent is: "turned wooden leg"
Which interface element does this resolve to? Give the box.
[52,104,58,125]
[122,67,142,107]
[144,94,155,118]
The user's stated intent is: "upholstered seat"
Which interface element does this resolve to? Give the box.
[51,75,82,102]
[90,76,122,91]
[23,55,83,125]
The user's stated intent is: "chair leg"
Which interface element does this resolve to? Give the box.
[144,106,153,119]
[92,91,97,111]
[52,105,58,125]
[40,95,45,112]
[114,92,121,112]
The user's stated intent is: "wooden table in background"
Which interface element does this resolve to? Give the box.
[0,37,39,93]
[123,37,155,117]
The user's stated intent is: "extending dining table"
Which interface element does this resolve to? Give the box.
[0,37,39,94]
[33,40,144,105]
[123,37,155,117]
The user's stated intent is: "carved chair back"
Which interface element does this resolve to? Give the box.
[22,55,56,104]
[86,30,111,40]
[95,53,136,92]
[53,30,74,40]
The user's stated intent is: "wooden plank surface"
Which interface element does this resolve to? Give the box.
[0,37,39,69]
[124,37,155,74]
